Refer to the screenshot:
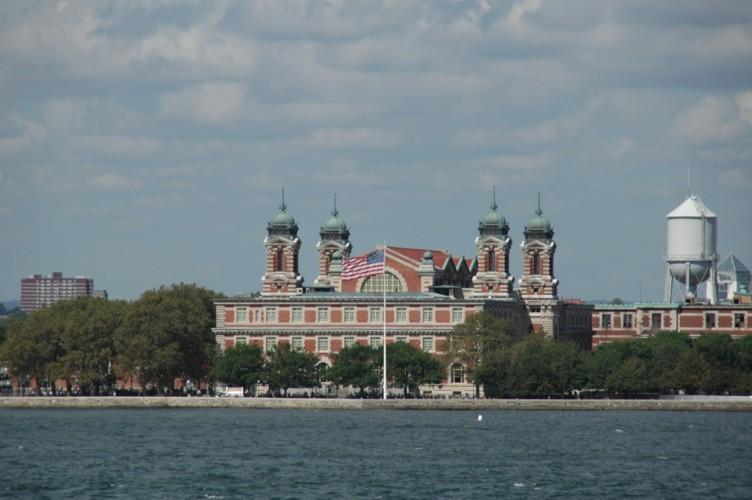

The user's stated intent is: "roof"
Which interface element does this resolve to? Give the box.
[666,195,717,218]
[218,291,465,303]
[718,254,750,275]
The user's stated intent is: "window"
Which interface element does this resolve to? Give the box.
[291,307,303,323]
[532,253,541,275]
[651,313,661,330]
[369,336,382,348]
[705,313,716,329]
[344,307,355,323]
[317,336,330,353]
[360,272,403,293]
[236,307,248,323]
[317,307,329,323]
[529,305,541,313]
[275,247,284,271]
[487,250,495,272]
[623,313,633,329]
[343,336,356,348]
[422,307,434,323]
[236,336,248,346]
[451,363,464,384]
[422,336,435,353]
[369,307,382,323]
[395,336,408,344]
[396,307,408,323]
[451,307,464,324]
[253,310,260,322]
[601,313,611,329]
[735,313,745,329]
[265,336,277,353]
[265,307,277,323]
[291,336,304,351]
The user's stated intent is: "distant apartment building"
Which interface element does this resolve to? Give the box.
[20,272,94,313]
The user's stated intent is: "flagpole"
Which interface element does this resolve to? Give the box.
[382,242,387,400]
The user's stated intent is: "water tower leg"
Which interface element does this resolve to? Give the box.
[663,264,673,303]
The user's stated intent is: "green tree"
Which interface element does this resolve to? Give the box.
[642,332,692,393]
[0,318,7,346]
[386,342,443,397]
[51,297,127,395]
[585,341,635,390]
[475,348,511,397]
[264,342,320,396]
[328,343,380,396]
[606,356,649,396]
[505,333,558,396]
[443,311,513,398]
[694,333,736,394]
[114,283,219,394]
[212,344,264,395]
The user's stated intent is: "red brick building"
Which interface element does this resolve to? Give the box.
[213,193,593,396]
[20,272,94,313]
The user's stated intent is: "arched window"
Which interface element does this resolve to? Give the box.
[275,248,284,272]
[532,253,541,275]
[360,272,403,293]
[487,250,495,272]
[451,363,464,384]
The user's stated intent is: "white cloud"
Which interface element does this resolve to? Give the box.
[304,127,401,149]
[0,117,47,156]
[736,90,752,125]
[671,95,748,144]
[45,99,85,132]
[91,173,141,190]
[160,82,248,124]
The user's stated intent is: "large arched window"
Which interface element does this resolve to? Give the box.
[451,363,464,384]
[487,250,495,272]
[360,272,403,293]
[532,253,541,275]
[275,248,284,272]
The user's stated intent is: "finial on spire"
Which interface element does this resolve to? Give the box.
[490,185,498,211]
[332,193,338,216]
[280,186,287,211]
[536,192,542,216]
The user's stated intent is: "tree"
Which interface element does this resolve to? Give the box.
[606,356,649,396]
[443,311,513,398]
[114,283,219,394]
[0,319,7,346]
[642,332,692,393]
[505,333,558,396]
[585,341,635,390]
[212,344,264,395]
[387,342,443,397]
[475,348,511,397]
[328,343,380,397]
[264,342,320,396]
[694,334,736,394]
[609,298,624,305]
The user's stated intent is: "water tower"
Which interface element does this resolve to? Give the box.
[663,194,718,304]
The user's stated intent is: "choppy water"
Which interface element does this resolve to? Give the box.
[1,409,751,499]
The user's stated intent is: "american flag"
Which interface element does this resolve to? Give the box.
[342,249,384,280]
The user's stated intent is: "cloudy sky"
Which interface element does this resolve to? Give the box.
[1,0,750,302]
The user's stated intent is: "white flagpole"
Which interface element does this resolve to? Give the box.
[382,242,387,400]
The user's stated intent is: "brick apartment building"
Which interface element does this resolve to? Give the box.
[20,272,94,313]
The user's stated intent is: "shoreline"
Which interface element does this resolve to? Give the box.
[2,396,752,411]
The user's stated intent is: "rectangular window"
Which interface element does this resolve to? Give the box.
[317,307,329,323]
[602,313,611,329]
[236,336,248,346]
[396,307,407,323]
[451,307,464,324]
[291,336,304,351]
[291,307,303,323]
[651,313,661,330]
[422,336,435,353]
[422,307,434,323]
[369,307,382,323]
[705,313,716,329]
[265,336,277,353]
[254,310,260,322]
[369,336,382,348]
[395,335,408,344]
[735,313,745,329]
[344,307,355,323]
[623,313,633,329]
[265,307,277,323]
[236,307,248,323]
[343,336,356,348]
[317,336,330,353]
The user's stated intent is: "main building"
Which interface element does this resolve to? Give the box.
[213,192,593,397]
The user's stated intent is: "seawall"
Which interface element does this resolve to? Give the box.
[2,396,752,411]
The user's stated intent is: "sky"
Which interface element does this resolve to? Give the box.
[1,0,751,303]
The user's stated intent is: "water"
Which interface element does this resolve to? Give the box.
[1,409,751,499]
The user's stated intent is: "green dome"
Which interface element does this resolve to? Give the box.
[323,210,347,232]
[478,195,509,236]
[271,208,296,227]
[267,196,299,237]
[524,196,554,239]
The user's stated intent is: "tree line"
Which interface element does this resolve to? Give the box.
[0,284,218,395]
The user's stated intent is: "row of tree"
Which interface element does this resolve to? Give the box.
[0,284,218,395]
[447,312,752,397]
[213,341,443,397]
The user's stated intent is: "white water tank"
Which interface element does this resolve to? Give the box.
[666,195,717,288]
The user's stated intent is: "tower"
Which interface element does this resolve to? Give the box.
[315,195,352,292]
[519,195,559,337]
[261,189,303,295]
[472,187,513,297]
